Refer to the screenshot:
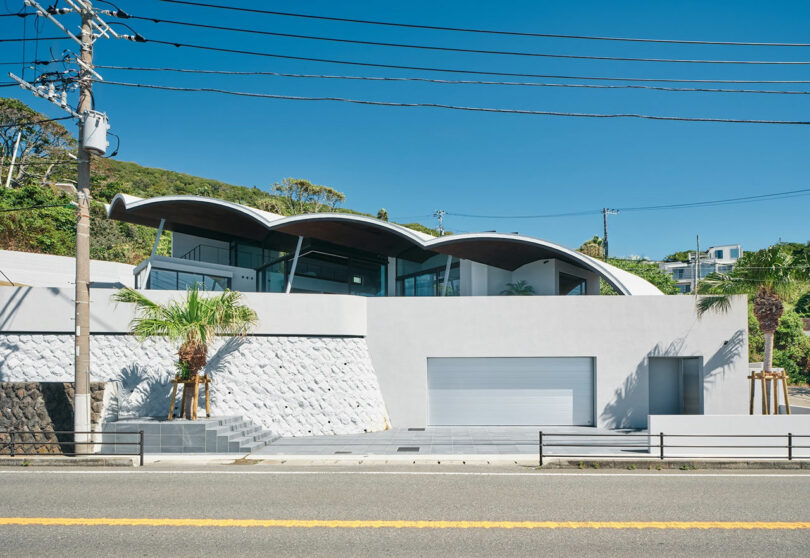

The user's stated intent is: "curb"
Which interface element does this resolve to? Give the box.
[0,456,137,467]
[539,458,810,470]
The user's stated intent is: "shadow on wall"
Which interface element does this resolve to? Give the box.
[599,330,746,429]
[112,337,245,418]
[703,329,746,390]
[0,286,32,334]
[40,383,75,452]
[600,337,687,430]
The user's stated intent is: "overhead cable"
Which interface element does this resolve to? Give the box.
[0,37,69,42]
[157,0,810,48]
[125,17,810,65]
[0,115,74,129]
[93,65,810,95]
[94,80,810,125]
[447,188,810,219]
[132,39,810,83]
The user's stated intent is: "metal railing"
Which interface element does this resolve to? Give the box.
[538,431,810,466]
[0,430,144,466]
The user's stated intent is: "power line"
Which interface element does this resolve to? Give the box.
[132,38,810,84]
[94,79,810,125]
[0,37,70,42]
[91,65,810,95]
[157,0,810,48]
[126,17,810,65]
[447,188,810,219]
[0,116,75,129]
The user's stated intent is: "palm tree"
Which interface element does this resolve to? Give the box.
[501,280,535,296]
[697,246,810,373]
[113,286,257,416]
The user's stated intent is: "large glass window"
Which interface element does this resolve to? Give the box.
[730,248,740,259]
[396,255,460,296]
[256,243,387,296]
[559,272,587,295]
[147,268,230,291]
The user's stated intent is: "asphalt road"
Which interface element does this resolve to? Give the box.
[0,466,808,557]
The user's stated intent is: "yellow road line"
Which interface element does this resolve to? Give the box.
[0,518,808,530]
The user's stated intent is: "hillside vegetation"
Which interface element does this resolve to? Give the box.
[0,98,436,264]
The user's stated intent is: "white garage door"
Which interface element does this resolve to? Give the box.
[427,357,594,426]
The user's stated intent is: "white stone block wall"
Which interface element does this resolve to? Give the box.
[0,334,389,437]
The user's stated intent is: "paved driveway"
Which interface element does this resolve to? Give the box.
[253,426,649,457]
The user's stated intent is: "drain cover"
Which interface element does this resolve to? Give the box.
[407,428,426,431]
[397,447,420,453]
[334,451,352,454]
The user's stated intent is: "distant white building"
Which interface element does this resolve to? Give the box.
[659,244,742,294]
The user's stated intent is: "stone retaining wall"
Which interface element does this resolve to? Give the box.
[0,334,390,437]
[0,382,106,454]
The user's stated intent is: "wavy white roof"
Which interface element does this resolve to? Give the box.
[107,194,662,296]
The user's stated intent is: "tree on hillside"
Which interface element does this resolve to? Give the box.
[600,258,679,295]
[663,250,693,263]
[697,246,810,375]
[0,98,75,187]
[578,236,604,259]
[377,208,389,222]
[272,178,346,214]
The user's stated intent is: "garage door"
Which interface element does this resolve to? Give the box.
[427,357,594,426]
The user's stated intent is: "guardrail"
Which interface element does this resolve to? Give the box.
[538,431,810,466]
[0,430,144,466]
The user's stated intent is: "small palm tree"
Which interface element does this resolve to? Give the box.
[698,246,810,373]
[113,286,257,416]
[501,280,535,296]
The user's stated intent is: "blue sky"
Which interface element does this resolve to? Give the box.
[2,0,809,258]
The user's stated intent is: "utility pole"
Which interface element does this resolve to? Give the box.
[11,0,129,453]
[73,1,94,452]
[694,234,700,296]
[602,208,619,260]
[434,209,446,236]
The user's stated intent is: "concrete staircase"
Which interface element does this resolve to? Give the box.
[102,415,278,454]
[209,415,277,453]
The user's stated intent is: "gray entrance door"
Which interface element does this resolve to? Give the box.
[427,357,594,426]
[649,357,702,415]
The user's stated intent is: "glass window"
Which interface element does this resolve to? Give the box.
[148,268,231,291]
[396,255,459,297]
[150,268,177,290]
[559,272,587,295]
[715,249,724,259]
[730,248,740,259]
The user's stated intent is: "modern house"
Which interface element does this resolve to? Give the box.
[658,244,742,293]
[106,194,660,298]
[0,195,749,437]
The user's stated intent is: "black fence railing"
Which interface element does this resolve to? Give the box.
[538,431,810,466]
[0,430,144,466]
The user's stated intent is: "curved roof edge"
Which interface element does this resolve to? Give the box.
[107,194,663,296]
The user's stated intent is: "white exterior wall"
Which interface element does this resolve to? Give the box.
[0,249,134,289]
[0,287,748,433]
[458,258,599,297]
[365,295,748,429]
[649,415,810,458]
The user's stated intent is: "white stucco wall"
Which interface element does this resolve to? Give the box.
[649,415,810,458]
[0,333,389,437]
[0,286,748,434]
[0,249,134,288]
[365,295,748,429]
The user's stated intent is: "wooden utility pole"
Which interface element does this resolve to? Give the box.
[602,208,618,260]
[74,1,94,452]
